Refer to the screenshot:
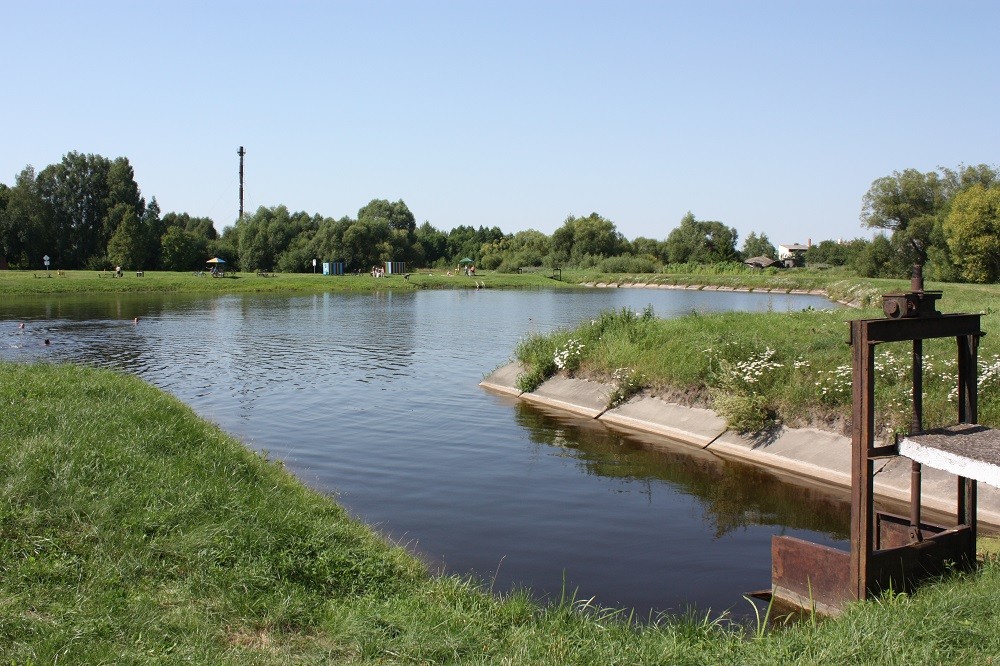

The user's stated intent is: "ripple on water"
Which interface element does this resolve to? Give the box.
[0,289,847,618]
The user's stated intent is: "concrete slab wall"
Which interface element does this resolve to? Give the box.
[479,362,1000,529]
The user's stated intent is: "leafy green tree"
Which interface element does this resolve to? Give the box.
[570,213,624,262]
[342,217,391,269]
[630,236,668,263]
[351,200,425,265]
[665,212,739,264]
[740,231,776,259]
[162,211,218,240]
[550,218,575,264]
[549,213,624,265]
[160,226,208,271]
[943,184,1000,283]
[925,219,961,282]
[106,203,147,269]
[235,205,317,272]
[806,238,867,266]
[0,183,8,266]
[414,221,447,265]
[140,197,163,268]
[860,169,945,268]
[34,152,146,268]
[852,235,896,277]
[104,157,145,240]
[312,216,353,265]
[482,230,557,270]
[357,199,416,234]
[859,165,998,273]
[940,163,999,194]
[507,229,551,267]
[236,208,271,271]
[277,233,316,273]
[210,227,240,270]
[0,166,55,268]
[445,225,503,264]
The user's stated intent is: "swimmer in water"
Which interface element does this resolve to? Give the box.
[18,322,24,329]
[44,339,51,346]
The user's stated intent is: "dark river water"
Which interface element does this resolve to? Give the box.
[1,286,850,618]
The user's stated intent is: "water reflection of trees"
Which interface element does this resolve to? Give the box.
[513,402,850,540]
[1,292,199,322]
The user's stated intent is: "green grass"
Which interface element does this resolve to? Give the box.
[0,269,574,295]
[516,277,1000,435]
[6,360,1000,663]
[6,270,1000,662]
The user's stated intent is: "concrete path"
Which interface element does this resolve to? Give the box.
[480,362,1000,529]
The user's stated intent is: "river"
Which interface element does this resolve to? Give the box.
[1,286,849,617]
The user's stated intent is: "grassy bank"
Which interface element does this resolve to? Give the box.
[0,266,905,304]
[5,361,1000,663]
[564,266,859,295]
[0,269,572,296]
[515,278,1000,436]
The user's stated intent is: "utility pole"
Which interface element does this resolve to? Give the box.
[238,146,246,220]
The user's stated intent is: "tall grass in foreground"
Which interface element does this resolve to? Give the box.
[4,360,1000,663]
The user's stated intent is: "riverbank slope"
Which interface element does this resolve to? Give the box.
[5,360,1000,663]
[480,362,1000,529]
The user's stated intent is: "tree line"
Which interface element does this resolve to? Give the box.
[2,152,998,282]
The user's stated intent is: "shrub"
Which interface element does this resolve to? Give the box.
[598,255,657,273]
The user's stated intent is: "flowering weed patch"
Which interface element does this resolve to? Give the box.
[815,364,852,405]
[811,346,1000,437]
[553,338,585,372]
[706,341,787,433]
[607,367,645,408]
[945,354,1000,402]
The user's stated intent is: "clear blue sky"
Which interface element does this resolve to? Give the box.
[3,1,997,246]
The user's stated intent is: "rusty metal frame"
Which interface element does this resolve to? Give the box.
[770,271,984,614]
[849,312,982,601]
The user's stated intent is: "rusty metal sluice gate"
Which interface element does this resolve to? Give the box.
[769,266,997,615]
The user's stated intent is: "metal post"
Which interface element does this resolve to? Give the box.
[957,333,979,534]
[238,146,246,220]
[850,322,876,600]
[909,337,923,541]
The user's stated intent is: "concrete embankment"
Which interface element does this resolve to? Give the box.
[480,362,1000,529]
[579,281,829,297]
